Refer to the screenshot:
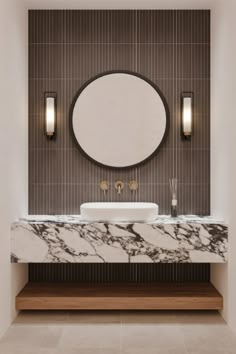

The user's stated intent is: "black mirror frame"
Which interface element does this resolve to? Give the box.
[69,70,170,170]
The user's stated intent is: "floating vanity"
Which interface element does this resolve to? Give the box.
[11,215,228,264]
[12,214,227,311]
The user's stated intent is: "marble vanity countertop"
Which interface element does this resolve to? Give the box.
[11,215,228,263]
[14,214,225,224]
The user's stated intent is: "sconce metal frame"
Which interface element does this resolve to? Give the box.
[181,92,193,140]
[45,92,57,139]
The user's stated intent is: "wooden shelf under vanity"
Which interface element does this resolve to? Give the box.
[16,282,223,311]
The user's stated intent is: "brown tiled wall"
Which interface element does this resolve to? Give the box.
[29,10,210,215]
[29,263,210,283]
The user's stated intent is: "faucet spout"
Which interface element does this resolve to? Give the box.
[115,180,124,194]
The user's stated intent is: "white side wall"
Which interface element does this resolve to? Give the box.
[0,0,28,338]
[211,0,236,331]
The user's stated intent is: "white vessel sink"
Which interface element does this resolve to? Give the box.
[80,202,159,222]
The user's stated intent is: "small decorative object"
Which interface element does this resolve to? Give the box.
[45,92,57,139]
[181,92,193,139]
[169,178,178,217]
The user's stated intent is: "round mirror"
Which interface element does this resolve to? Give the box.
[71,71,169,168]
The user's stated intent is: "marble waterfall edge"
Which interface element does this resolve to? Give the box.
[11,215,228,263]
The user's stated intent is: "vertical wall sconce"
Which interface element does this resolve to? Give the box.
[45,92,56,139]
[181,92,193,139]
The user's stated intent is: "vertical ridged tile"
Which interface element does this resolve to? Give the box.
[29,263,210,282]
[29,9,210,216]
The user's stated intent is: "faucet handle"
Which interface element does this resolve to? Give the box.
[129,180,138,192]
[100,180,109,195]
[114,180,124,194]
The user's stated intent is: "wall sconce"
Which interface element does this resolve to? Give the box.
[181,92,193,139]
[45,92,56,139]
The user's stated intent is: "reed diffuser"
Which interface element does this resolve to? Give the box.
[169,178,178,217]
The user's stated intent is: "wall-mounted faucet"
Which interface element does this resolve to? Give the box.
[100,180,138,195]
[115,180,124,195]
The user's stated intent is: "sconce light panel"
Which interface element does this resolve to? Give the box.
[181,92,193,139]
[45,92,56,139]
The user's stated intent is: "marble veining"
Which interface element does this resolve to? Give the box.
[11,215,228,263]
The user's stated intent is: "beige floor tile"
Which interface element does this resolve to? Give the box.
[122,347,188,354]
[120,310,177,324]
[15,310,121,326]
[15,310,69,325]
[187,349,236,354]
[187,348,236,354]
[1,311,236,354]
[58,323,121,349]
[120,311,224,326]
[0,343,33,354]
[0,325,62,349]
[121,323,185,350]
[0,343,57,354]
[173,310,225,324]
[34,349,58,354]
[181,323,236,353]
[56,349,121,354]
[67,310,121,324]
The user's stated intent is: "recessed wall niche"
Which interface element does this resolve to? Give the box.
[29,10,210,216]
[28,10,210,283]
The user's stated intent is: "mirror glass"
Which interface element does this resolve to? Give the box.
[71,72,168,168]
